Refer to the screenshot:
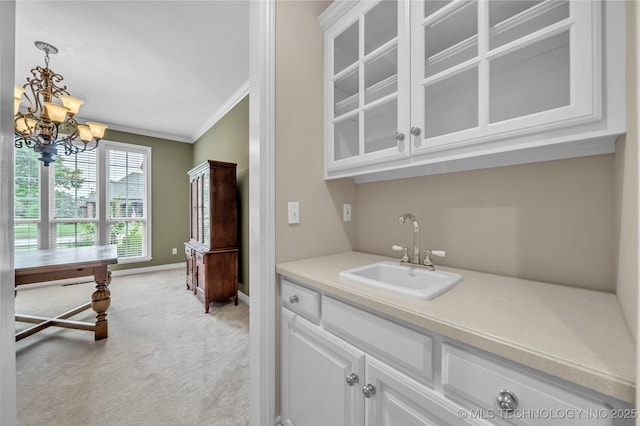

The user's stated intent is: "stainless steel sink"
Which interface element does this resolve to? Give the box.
[339,261,462,300]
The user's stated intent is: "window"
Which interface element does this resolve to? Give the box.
[14,149,40,251]
[52,149,98,249]
[13,141,152,262]
[105,146,149,259]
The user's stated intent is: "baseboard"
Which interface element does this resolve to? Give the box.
[111,262,185,277]
[238,290,250,306]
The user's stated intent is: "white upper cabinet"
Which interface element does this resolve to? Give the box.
[323,0,411,174]
[319,0,625,183]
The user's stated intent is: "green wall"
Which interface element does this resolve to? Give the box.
[102,97,249,298]
[104,129,193,271]
[193,95,250,296]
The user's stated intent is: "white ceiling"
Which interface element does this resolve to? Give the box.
[15,0,250,143]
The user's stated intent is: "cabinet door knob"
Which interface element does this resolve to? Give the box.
[410,126,421,136]
[497,389,519,413]
[394,131,405,142]
[346,373,359,386]
[362,384,376,398]
[288,295,299,304]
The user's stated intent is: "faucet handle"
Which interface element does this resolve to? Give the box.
[392,245,410,263]
[421,249,445,271]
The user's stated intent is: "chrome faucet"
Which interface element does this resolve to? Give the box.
[398,213,420,264]
[393,213,446,271]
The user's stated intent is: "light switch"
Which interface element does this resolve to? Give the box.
[343,203,352,222]
[288,202,300,224]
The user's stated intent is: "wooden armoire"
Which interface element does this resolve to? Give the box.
[184,160,238,312]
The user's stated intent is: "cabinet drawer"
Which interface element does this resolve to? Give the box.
[281,278,320,323]
[441,343,612,426]
[323,296,433,383]
[195,251,204,263]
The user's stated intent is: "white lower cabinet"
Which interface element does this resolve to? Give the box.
[281,307,484,426]
[281,308,365,426]
[365,356,484,426]
[279,278,634,426]
[280,280,487,426]
[440,343,635,426]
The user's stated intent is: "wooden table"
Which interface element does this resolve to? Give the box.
[14,245,118,341]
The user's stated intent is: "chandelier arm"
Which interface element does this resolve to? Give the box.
[15,41,105,166]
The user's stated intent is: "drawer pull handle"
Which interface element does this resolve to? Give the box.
[362,384,376,398]
[289,295,299,304]
[345,373,359,386]
[497,389,518,412]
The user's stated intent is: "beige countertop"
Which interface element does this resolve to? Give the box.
[276,251,636,404]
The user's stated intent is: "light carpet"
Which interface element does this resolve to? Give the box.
[15,268,249,426]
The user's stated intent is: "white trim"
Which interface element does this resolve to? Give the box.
[249,0,276,424]
[101,140,153,261]
[238,290,250,306]
[98,122,193,143]
[192,80,250,142]
[318,0,359,30]
[0,1,17,423]
[111,262,183,276]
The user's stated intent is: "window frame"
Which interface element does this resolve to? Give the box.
[100,140,152,263]
[49,147,99,250]
[14,140,152,263]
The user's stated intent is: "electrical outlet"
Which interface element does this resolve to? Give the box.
[288,202,300,224]
[172,248,177,255]
[343,203,352,222]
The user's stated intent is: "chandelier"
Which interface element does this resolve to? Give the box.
[14,41,107,167]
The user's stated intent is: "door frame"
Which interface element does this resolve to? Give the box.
[0,1,17,424]
[0,1,277,424]
[249,0,276,424]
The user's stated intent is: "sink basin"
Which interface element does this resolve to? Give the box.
[339,261,462,300]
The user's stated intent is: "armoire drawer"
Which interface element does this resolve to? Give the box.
[281,278,321,323]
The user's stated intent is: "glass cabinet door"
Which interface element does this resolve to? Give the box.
[412,0,597,154]
[487,1,572,124]
[202,170,210,247]
[197,175,203,244]
[411,0,480,147]
[190,178,198,241]
[327,0,409,173]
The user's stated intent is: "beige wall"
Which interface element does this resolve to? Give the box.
[355,155,615,291]
[274,0,355,415]
[193,96,250,296]
[272,0,622,294]
[275,0,356,264]
[616,0,640,352]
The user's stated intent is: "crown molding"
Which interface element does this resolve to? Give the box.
[191,79,250,142]
[318,0,358,30]
[82,80,250,144]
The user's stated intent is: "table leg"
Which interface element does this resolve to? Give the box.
[91,267,111,340]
